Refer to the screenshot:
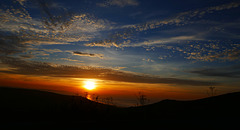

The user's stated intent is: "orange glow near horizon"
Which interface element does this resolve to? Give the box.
[1,73,239,106]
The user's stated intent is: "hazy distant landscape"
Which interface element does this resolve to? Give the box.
[1,87,239,128]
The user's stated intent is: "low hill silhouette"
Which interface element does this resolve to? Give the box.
[0,87,118,122]
[1,87,239,128]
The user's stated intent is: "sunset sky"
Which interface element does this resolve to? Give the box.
[1,0,240,106]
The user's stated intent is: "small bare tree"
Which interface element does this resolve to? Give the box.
[208,86,216,97]
[95,95,99,102]
[136,92,149,106]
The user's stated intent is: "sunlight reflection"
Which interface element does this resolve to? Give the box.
[87,94,92,100]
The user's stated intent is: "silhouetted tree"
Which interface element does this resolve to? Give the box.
[136,92,149,106]
[90,94,100,102]
[95,95,99,102]
[208,86,216,97]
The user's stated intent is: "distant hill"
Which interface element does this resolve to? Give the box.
[0,87,118,121]
[1,87,240,128]
[127,91,240,119]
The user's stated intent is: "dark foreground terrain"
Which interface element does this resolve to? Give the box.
[0,87,239,129]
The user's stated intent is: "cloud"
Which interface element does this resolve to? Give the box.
[35,0,75,32]
[0,56,216,86]
[19,54,34,59]
[22,40,71,45]
[73,51,104,59]
[84,39,121,48]
[111,66,127,70]
[97,0,139,7]
[69,14,114,33]
[4,0,234,51]
[0,1,112,46]
[16,0,27,6]
[185,43,240,62]
[135,2,240,31]
[84,29,133,48]
[142,58,154,62]
[58,58,79,62]
[158,55,168,60]
[205,2,240,12]
[118,2,240,34]
[124,35,200,47]
[92,2,240,48]
[0,0,118,64]
[226,48,240,61]
[2,1,239,51]
[0,34,27,55]
[150,39,240,62]
[189,65,240,78]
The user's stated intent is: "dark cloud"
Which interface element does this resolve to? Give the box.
[0,33,27,55]
[97,0,139,7]
[19,54,35,59]
[36,0,75,32]
[0,0,76,56]
[227,48,240,61]
[189,65,240,78]
[73,51,104,59]
[0,56,216,86]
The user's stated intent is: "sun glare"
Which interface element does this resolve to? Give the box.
[83,80,96,90]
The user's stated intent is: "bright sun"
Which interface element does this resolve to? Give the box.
[83,81,96,90]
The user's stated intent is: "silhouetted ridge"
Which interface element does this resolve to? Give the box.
[127,91,240,122]
[0,87,119,124]
[1,87,239,128]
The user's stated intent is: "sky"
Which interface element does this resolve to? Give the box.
[0,0,240,106]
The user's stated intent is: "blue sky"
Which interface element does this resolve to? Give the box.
[1,0,240,103]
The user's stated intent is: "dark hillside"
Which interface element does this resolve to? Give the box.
[0,87,119,124]
[1,87,239,128]
[125,91,240,128]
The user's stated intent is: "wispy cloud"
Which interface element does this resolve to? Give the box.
[16,0,27,6]
[97,0,139,7]
[148,39,240,62]
[87,2,240,48]
[0,0,117,65]
[73,51,104,59]
[58,58,79,62]
[130,2,240,32]
[84,39,121,48]
[22,40,71,45]
[124,35,200,47]
[0,1,113,46]
[0,56,216,86]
